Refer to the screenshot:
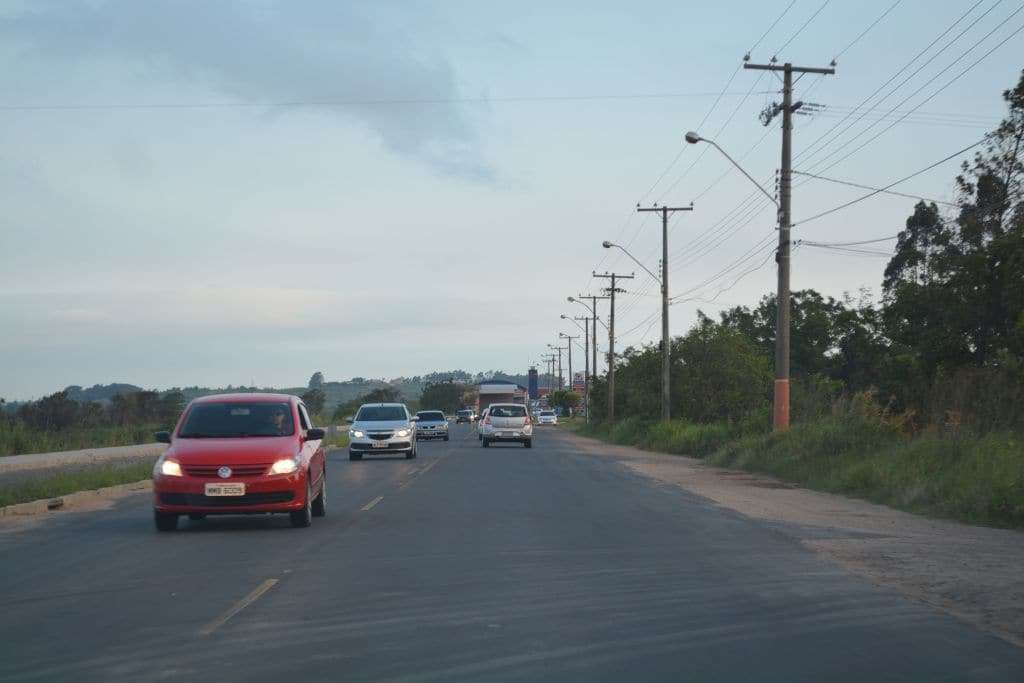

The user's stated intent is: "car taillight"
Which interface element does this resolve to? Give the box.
[524,416,531,425]
[484,416,491,425]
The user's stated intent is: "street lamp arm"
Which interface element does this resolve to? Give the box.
[605,243,661,285]
[687,133,779,208]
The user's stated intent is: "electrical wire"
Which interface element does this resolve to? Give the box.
[791,170,959,206]
[792,138,985,226]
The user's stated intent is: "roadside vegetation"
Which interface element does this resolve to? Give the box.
[577,71,1024,529]
[0,460,156,508]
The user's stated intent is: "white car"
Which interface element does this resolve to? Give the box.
[537,410,558,425]
[480,403,533,448]
[348,403,417,460]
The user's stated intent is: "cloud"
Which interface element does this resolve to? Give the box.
[0,0,492,179]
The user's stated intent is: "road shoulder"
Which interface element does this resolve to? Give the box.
[559,429,1024,648]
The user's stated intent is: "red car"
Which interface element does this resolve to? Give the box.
[151,393,327,531]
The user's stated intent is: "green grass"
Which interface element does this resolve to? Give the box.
[572,413,1024,529]
[321,432,350,449]
[711,419,1024,528]
[0,423,162,457]
[0,460,156,508]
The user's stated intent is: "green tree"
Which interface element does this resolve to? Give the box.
[548,389,581,413]
[301,388,326,416]
[419,382,464,414]
[308,371,325,390]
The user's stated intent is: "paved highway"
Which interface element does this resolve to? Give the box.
[2,424,1022,681]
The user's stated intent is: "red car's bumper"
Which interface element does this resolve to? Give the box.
[153,473,306,514]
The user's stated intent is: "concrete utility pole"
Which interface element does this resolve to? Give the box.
[541,353,556,393]
[636,203,693,421]
[575,317,590,418]
[744,60,835,430]
[559,333,579,398]
[592,272,634,421]
[569,295,608,424]
[547,344,565,390]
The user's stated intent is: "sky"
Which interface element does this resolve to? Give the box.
[1,0,1022,400]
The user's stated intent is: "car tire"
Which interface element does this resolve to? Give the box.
[311,473,327,518]
[154,511,178,532]
[290,482,313,528]
[524,439,533,449]
[444,435,449,442]
[349,450,362,461]
[482,439,490,448]
[188,513,206,521]
[406,447,417,459]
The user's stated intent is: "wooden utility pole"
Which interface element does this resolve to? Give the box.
[593,272,634,421]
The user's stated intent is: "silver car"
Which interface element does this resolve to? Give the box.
[415,410,449,441]
[480,403,533,448]
[348,403,417,460]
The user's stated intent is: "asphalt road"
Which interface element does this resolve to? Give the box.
[2,424,1022,681]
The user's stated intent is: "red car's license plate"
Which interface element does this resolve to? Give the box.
[205,483,245,496]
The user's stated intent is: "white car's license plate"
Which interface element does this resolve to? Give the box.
[205,482,245,496]
[371,440,389,448]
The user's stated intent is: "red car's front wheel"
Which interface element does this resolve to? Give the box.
[290,481,312,528]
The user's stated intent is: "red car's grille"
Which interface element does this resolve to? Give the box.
[182,464,268,478]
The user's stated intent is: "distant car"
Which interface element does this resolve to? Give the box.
[480,403,533,448]
[477,407,491,440]
[455,409,476,424]
[151,393,327,531]
[415,410,449,441]
[537,410,558,425]
[348,403,417,460]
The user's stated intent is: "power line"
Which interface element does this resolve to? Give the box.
[793,138,985,227]
[0,90,779,112]
[773,1,832,57]
[799,2,1019,176]
[791,170,959,206]
[833,0,903,61]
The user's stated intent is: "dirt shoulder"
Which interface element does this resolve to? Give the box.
[562,430,1024,648]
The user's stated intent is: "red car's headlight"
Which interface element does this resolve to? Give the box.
[155,458,183,477]
[270,456,300,475]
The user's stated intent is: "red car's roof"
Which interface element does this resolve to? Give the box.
[191,393,296,404]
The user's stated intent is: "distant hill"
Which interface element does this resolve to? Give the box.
[64,383,145,403]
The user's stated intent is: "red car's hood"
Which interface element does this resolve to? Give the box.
[166,437,297,464]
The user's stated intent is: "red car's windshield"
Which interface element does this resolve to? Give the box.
[178,402,294,438]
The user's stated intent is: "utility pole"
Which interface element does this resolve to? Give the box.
[744,60,835,430]
[637,203,693,421]
[559,333,579,399]
[541,353,556,394]
[592,272,634,421]
[547,344,565,390]
[573,316,590,420]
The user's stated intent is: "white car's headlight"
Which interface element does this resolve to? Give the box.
[270,456,300,475]
[396,428,410,438]
[350,429,365,438]
[156,458,182,477]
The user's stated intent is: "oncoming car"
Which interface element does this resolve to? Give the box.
[455,409,476,424]
[415,410,449,441]
[348,403,417,460]
[537,410,558,425]
[480,403,533,448]
[151,393,327,531]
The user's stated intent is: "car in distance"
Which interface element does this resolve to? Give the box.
[151,393,327,531]
[480,403,532,448]
[477,406,491,440]
[415,410,449,441]
[455,409,476,424]
[537,409,558,425]
[348,403,417,460]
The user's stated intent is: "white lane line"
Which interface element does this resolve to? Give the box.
[361,495,384,511]
[200,578,278,636]
[419,460,439,475]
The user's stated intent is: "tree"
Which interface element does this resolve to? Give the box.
[548,389,581,413]
[419,382,464,414]
[301,388,326,416]
[308,371,325,390]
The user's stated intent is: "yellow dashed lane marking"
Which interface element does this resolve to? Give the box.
[361,495,384,511]
[200,578,278,636]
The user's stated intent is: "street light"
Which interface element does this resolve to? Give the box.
[684,131,778,207]
[602,241,661,285]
